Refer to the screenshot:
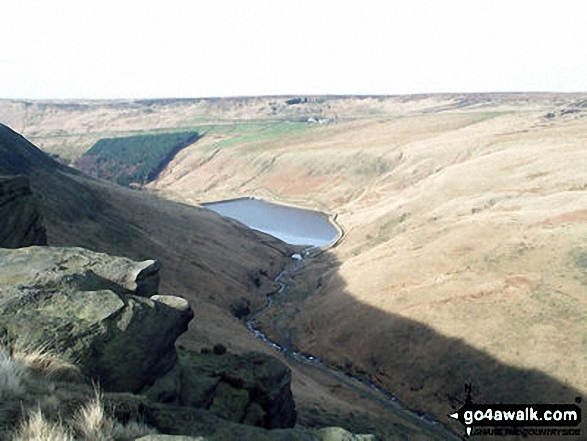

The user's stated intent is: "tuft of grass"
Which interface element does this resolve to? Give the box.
[72,388,114,440]
[12,409,74,441]
[72,387,156,441]
[11,344,82,383]
[0,347,28,431]
[0,345,156,441]
[0,348,26,400]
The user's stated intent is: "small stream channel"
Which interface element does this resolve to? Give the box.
[246,251,444,429]
[204,197,453,436]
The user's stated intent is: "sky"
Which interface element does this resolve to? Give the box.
[1,0,586,99]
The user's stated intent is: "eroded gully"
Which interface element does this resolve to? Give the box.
[246,248,461,440]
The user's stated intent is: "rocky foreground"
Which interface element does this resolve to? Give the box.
[0,129,379,439]
[0,190,372,440]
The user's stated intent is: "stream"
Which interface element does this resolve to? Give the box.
[205,196,457,437]
[246,250,448,432]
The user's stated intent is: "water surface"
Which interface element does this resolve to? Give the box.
[203,197,339,247]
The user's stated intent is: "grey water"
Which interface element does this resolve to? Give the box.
[203,197,339,247]
[204,197,445,432]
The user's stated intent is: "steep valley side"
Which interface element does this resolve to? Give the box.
[2,94,587,435]
[0,122,460,439]
[147,96,587,432]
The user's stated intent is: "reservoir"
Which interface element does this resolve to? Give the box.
[203,197,340,247]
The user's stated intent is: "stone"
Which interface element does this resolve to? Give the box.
[0,246,192,393]
[177,368,219,408]
[143,404,376,441]
[143,347,297,429]
[0,245,160,296]
[145,404,315,441]
[142,362,183,404]
[85,251,161,297]
[209,381,250,422]
[151,295,191,312]
[313,427,377,441]
[176,349,297,429]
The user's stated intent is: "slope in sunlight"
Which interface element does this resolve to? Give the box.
[0,123,295,349]
[3,94,586,436]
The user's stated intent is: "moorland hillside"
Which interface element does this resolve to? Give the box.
[2,94,586,433]
[0,122,457,439]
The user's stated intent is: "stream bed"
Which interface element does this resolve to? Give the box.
[205,196,452,437]
[247,253,445,431]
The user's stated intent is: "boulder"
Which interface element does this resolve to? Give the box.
[178,349,296,429]
[144,404,376,441]
[0,246,192,393]
[0,175,47,248]
[0,245,160,296]
[145,404,314,441]
[142,349,297,429]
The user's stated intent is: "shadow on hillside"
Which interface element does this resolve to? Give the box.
[1,123,582,437]
[273,250,583,432]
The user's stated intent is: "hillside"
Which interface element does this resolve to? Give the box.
[0,122,301,389]
[0,124,289,317]
[0,123,456,439]
[75,131,200,186]
[2,94,586,435]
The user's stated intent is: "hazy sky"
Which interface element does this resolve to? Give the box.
[1,0,585,99]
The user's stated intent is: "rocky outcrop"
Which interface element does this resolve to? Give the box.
[0,245,318,438]
[144,349,296,429]
[0,246,190,392]
[143,405,375,440]
[0,124,381,439]
[0,175,47,248]
[0,245,376,440]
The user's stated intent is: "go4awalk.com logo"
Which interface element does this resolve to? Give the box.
[448,385,582,437]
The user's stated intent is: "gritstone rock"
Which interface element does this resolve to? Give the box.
[0,246,191,393]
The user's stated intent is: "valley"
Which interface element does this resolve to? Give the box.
[1,93,586,438]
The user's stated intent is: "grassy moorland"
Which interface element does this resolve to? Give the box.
[2,94,586,434]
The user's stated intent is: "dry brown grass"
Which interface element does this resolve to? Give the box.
[3,94,587,432]
[12,401,155,441]
[12,410,74,441]
[0,345,156,441]
[0,348,27,400]
[11,343,82,383]
[71,388,155,441]
[140,95,587,427]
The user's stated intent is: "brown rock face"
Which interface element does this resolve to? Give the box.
[0,175,47,248]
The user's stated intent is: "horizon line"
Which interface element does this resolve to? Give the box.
[2,90,587,102]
